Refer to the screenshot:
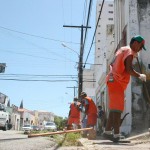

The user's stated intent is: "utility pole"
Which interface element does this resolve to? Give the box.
[66,86,78,98]
[63,25,91,98]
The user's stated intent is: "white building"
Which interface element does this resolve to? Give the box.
[36,110,55,126]
[82,65,95,101]
[94,0,114,113]
[113,0,150,135]
[82,0,114,132]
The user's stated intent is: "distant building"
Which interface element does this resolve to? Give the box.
[0,92,9,106]
[34,110,55,126]
[18,108,35,128]
[10,104,20,130]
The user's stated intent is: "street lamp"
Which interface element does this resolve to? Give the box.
[62,43,83,98]
[61,43,79,57]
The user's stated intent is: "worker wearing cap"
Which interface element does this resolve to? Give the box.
[80,92,97,128]
[67,97,81,130]
[103,35,147,142]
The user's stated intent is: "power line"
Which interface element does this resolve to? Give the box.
[0,74,77,77]
[0,78,78,82]
[0,25,79,45]
[0,48,77,63]
[83,0,93,54]
[0,78,95,82]
[83,0,105,68]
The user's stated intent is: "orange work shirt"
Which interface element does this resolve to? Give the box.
[106,46,136,90]
[83,97,97,114]
[69,102,80,118]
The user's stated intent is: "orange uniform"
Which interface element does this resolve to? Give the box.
[67,102,81,125]
[82,97,97,126]
[106,46,136,112]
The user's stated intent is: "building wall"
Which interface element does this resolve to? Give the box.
[130,0,150,132]
[95,0,114,90]
[114,0,150,134]
[22,111,35,125]
[94,0,114,118]
[82,65,95,101]
[38,111,55,126]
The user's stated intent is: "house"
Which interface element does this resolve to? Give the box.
[18,108,35,128]
[36,110,55,126]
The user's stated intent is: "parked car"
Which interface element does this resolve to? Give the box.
[0,103,11,131]
[22,124,32,133]
[44,122,57,131]
[32,125,40,131]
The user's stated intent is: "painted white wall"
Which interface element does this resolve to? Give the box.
[95,1,114,92]
[95,0,114,111]
[114,0,133,135]
[82,65,95,101]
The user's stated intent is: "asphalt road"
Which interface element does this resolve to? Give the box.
[0,130,85,150]
[1,130,150,150]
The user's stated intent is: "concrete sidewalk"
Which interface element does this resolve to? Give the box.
[78,132,150,150]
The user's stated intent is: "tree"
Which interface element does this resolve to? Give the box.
[54,116,68,130]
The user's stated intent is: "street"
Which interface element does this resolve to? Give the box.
[0,130,150,150]
[0,130,85,150]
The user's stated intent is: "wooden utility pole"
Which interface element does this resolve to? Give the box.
[63,25,91,98]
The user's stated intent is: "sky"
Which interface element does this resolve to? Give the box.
[0,0,100,118]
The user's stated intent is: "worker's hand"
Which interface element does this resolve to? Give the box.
[134,52,139,58]
[139,74,146,82]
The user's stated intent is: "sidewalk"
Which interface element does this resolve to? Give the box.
[78,131,150,150]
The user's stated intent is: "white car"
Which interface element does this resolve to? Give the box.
[44,122,57,131]
[22,124,32,133]
[0,103,9,131]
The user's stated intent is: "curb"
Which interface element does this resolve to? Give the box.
[126,132,150,140]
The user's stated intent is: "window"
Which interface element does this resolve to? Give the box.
[98,40,100,42]
[98,25,101,27]
[108,11,113,13]
[99,4,101,6]
[98,48,100,50]
[98,32,101,34]
[108,4,113,7]
[108,18,113,21]
[106,24,114,35]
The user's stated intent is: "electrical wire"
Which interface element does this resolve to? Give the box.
[83,0,93,55]
[0,25,79,45]
[82,0,88,25]
[83,0,105,68]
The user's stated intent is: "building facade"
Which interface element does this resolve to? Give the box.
[114,0,150,134]
[94,0,114,119]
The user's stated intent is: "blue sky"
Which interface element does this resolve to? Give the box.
[0,0,98,118]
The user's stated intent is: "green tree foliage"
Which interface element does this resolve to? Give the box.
[54,116,68,130]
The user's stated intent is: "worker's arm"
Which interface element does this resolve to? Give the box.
[124,55,140,77]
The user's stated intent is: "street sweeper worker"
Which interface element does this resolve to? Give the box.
[103,35,147,142]
[67,97,81,130]
[80,92,97,128]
